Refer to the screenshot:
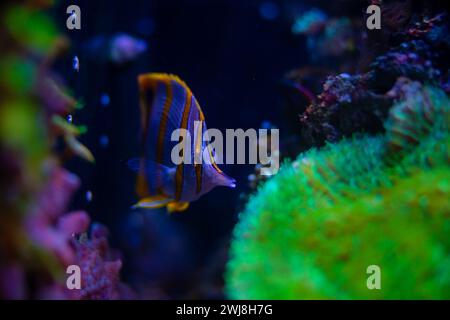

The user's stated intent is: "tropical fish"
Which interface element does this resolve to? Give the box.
[129,73,236,212]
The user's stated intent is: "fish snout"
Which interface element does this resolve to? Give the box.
[220,172,236,188]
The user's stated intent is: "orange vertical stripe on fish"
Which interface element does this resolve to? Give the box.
[136,75,155,198]
[194,120,204,194]
[155,78,173,195]
[174,86,192,201]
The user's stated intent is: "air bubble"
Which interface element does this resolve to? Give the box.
[86,190,93,202]
[100,94,110,107]
[99,134,109,147]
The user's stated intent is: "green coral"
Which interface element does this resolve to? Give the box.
[226,85,450,299]
[4,6,58,54]
[385,83,449,158]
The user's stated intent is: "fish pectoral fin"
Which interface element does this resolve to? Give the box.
[133,196,174,209]
[167,201,190,213]
[128,158,176,176]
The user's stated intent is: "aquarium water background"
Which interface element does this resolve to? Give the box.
[59,0,301,298]
[0,0,449,299]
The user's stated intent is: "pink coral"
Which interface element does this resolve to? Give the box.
[19,157,133,300]
[73,224,135,300]
[25,166,90,266]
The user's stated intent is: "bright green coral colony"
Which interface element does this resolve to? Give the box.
[226,85,450,299]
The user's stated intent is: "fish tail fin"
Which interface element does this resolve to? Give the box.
[127,158,176,180]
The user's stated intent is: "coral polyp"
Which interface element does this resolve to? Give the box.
[226,85,450,299]
[384,79,449,158]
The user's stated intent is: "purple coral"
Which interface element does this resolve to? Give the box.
[297,12,450,148]
[25,166,90,266]
[73,223,135,300]
[1,166,90,299]
[24,174,134,300]
[0,2,134,300]
[370,44,439,90]
[299,73,391,146]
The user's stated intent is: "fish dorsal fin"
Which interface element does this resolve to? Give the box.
[138,73,195,136]
[138,73,206,173]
